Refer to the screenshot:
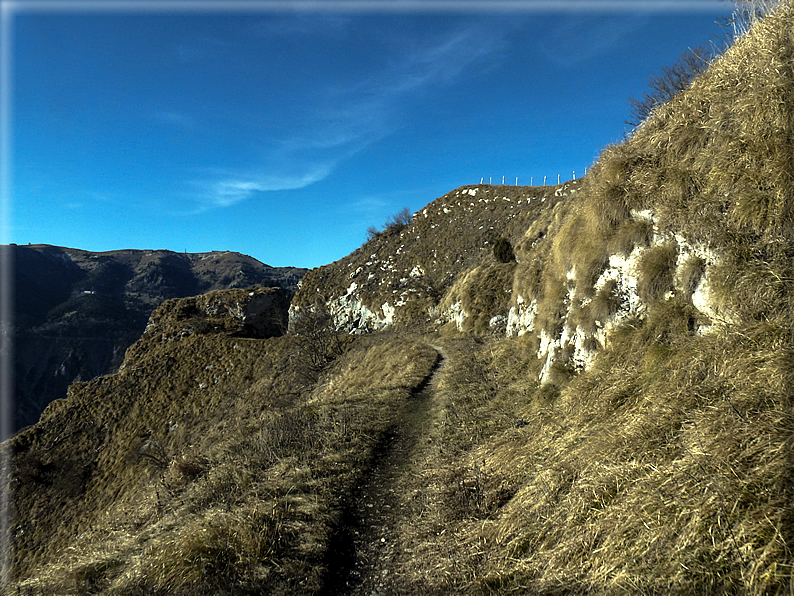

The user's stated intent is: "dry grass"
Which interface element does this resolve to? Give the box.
[637,241,679,302]
[379,320,793,595]
[375,6,794,593]
[7,4,794,595]
[6,303,437,594]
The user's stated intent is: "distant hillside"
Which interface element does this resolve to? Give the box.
[11,245,307,432]
[5,4,794,595]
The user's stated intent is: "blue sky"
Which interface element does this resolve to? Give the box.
[4,0,736,268]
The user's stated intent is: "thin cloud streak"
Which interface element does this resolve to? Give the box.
[191,163,334,209]
[194,21,506,209]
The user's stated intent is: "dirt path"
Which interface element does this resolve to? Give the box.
[321,345,448,595]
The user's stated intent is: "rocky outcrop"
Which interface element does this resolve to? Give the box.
[113,288,290,380]
[10,245,307,432]
[140,287,290,344]
[510,209,727,384]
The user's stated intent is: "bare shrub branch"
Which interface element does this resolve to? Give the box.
[365,207,413,242]
[626,45,716,127]
[291,301,344,372]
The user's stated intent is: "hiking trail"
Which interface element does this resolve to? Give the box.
[321,344,448,595]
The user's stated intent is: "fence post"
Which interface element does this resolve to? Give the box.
[531,176,533,186]
[480,177,484,184]
[558,174,560,184]
[543,175,547,185]
[516,177,518,186]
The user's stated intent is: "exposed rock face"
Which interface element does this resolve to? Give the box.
[511,210,726,384]
[139,287,290,345]
[10,245,307,432]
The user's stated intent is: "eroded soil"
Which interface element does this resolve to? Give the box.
[322,346,448,595]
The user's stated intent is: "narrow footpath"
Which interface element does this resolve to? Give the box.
[321,345,448,595]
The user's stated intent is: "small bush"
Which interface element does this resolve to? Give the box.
[385,207,413,231]
[626,45,716,127]
[290,301,344,372]
[493,238,515,263]
[366,207,413,241]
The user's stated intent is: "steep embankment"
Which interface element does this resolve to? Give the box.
[291,181,580,334]
[11,245,307,432]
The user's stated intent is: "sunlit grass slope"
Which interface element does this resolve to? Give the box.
[395,4,794,593]
[7,291,437,594]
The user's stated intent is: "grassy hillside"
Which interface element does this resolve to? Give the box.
[7,290,438,594]
[5,3,794,595]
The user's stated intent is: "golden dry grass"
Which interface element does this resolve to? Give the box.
[6,302,438,594]
[7,4,794,595]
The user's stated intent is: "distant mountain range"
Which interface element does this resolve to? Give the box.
[10,244,307,432]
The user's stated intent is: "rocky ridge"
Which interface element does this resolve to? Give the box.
[291,182,576,334]
[11,245,306,432]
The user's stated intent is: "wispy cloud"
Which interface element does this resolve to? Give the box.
[190,163,334,209]
[193,19,508,209]
[389,26,506,92]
